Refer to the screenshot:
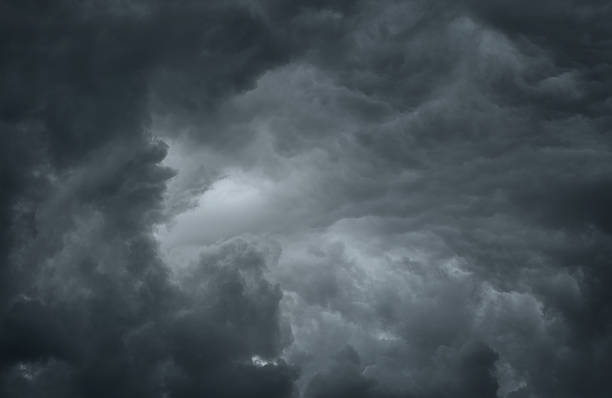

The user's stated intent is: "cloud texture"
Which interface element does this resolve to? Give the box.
[1,1,611,397]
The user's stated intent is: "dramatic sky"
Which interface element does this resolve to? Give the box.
[1,1,611,397]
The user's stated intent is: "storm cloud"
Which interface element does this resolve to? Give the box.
[1,1,611,397]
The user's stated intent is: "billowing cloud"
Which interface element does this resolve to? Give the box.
[2,1,611,398]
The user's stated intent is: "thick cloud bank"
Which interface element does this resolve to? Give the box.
[1,1,611,397]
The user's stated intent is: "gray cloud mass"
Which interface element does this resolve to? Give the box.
[1,1,611,397]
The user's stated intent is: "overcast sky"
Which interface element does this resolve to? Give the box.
[1,1,612,397]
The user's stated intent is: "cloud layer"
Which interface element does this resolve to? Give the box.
[2,1,611,397]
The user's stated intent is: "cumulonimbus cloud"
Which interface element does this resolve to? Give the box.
[1,1,611,397]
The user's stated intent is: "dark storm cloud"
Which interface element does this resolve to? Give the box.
[2,0,612,398]
[0,0,308,397]
[157,1,612,398]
